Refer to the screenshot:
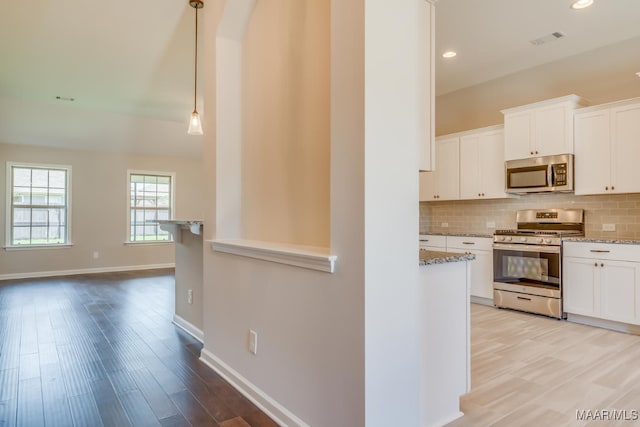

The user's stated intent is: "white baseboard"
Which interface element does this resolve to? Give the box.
[172,314,204,343]
[567,313,640,335]
[428,411,464,427]
[0,263,175,281]
[200,348,308,427]
[470,296,493,306]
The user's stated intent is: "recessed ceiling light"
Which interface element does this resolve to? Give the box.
[636,71,640,78]
[442,51,457,59]
[571,0,594,10]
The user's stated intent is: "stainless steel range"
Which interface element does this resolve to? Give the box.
[492,209,584,319]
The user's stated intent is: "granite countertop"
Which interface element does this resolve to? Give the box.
[419,249,476,266]
[420,232,493,238]
[563,237,640,245]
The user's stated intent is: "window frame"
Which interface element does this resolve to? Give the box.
[126,170,175,244]
[5,161,73,249]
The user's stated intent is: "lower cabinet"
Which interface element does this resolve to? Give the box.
[426,235,494,300]
[564,242,640,325]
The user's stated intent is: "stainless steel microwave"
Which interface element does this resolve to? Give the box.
[505,154,574,194]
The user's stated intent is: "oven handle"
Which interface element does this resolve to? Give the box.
[492,243,560,254]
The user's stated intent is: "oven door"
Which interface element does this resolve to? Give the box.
[493,243,561,298]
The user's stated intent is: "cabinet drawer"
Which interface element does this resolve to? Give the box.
[447,236,492,251]
[419,234,446,248]
[563,242,640,262]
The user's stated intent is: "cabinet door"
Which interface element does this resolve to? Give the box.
[419,171,437,201]
[477,130,506,199]
[459,134,481,199]
[434,136,460,201]
[611,103,640,194]
[460,130,505,200]
[563,257,599,317]
[600,260,640,325]
[574,109,611,195]
[469,249,493,299]
[535,104,572,157]
[504,111,533,160]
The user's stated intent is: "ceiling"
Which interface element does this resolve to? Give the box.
[0,0,639,156]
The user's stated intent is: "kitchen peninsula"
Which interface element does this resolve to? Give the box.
[419,250,473,426]
[158,220,204,341]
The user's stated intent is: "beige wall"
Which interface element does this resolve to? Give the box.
[241,0,330,247]
[421,193,640,240]
[436,36,640,136]
[0,142,204,278]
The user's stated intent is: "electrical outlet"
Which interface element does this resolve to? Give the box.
[602,223,616,232]
[92,251,99,259]
[486,221,496,229]
[187,289,193,305]
[248,330,258,355]
[441,222,449,228]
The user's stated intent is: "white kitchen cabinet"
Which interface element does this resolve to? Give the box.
[575,98,640,196]
[564,242,640,325]
[419,234,446,251]
[459,126,507,200]
[418,0,435,172]
[419,136,459,201]
[502,95,587,161]
[446,236,493,300]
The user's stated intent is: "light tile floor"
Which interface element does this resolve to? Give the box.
[447,304,640,427]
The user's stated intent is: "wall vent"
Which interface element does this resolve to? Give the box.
[530,32,566,46]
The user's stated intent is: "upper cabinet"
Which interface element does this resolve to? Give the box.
[420,125,510,202]
[459,126,506,200]
[575,98,640,195]
[419,135,460,201]
[502,95,588,161]
[418,0,436,172]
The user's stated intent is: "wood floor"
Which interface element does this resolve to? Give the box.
[0,269,277,427]
[448,304,640,427]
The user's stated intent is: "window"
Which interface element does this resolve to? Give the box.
[128,171,174,242]
[7,163,71,247]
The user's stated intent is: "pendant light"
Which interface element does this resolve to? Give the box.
[187,0,204,135]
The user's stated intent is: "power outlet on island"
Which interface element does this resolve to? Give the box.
[187,289,193,305]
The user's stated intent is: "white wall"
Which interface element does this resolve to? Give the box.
[0,142,204,278]
[436,35,640,135]
[200,0,426,426]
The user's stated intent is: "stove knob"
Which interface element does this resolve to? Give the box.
[536,238,544,243]
[519,237,527,243]
[497,236,505,242]
[544,238,552,244]
[505,236,512,242]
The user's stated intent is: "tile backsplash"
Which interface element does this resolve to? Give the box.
[420,193,640,239]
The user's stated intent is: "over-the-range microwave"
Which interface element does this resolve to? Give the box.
[505,153,574,194]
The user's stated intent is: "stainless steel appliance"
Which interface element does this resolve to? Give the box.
[493,209,584,318]
[505,154,574,194]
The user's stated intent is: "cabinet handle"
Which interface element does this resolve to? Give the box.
[605,186,609,191]
[530,151,534,155]
[478,193,481,197]
[590,249,610,253]
[482,193,485,196]
[601,263,604,267]
[517,296,532,301]
[594,262,598,267]
[462,242,475,245]
[535,151,538,154]
[612,186,615,190]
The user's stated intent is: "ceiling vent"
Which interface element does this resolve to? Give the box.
[530,32,566,46]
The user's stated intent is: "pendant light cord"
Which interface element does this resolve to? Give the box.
[193,4,199,113]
